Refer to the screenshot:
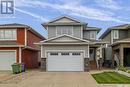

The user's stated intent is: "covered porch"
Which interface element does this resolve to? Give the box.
[112,43,130,67]
[89,43,108,70]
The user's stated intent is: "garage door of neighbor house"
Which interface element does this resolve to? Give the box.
[47,52,84,71]
[0,51,16,70]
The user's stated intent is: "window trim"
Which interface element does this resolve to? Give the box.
[113,30,119,39]
[56,26,73,36]
[72,52,81,56]
[61,52,69,56]
[90,31,96,40]
[50,52,58,56]
[0,29,17,41]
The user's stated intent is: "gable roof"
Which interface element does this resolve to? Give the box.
[99,24,130,39]
[42,16,87,29]
[43,34,90,42]
[109,24,130,29]
[0,23,45,40]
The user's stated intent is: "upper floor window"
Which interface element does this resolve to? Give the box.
[113,30,119,39]
[56,26,73,36]
[90,31,96,40]
[0,29,16,40]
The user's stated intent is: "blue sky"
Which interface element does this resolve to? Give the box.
[0,0,130,38]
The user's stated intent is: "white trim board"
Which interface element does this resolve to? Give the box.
[45,50,86,58]
[41,34,90,43]
[25,28,27,46]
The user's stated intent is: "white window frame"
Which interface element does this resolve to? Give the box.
[113,30,119,39]
[56,26,73,36]
[0,29,17,40]
[90,31,96,40]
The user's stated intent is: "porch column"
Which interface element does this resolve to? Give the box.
[112,48,114,68]
[119,45,124,66]
[84,44,90,72]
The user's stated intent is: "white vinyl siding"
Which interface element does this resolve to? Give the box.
[0,29,16,40]
[48,26,56,38]
[90,31,96,40]
[73,26,82,38]
[56,26,73,36]
[113,30,119,39]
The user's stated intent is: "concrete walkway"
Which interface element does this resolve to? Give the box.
[0,71,130,87]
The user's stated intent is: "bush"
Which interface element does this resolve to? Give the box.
[127,70,130,73]
[118,65,128,72]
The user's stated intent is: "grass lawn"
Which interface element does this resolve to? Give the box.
[92,72,130,84]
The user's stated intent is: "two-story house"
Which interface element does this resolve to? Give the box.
[0,23,45,70]
[38,16,107,71]
[100,24,130,67]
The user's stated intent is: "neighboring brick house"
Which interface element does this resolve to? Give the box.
[100,24,130,67]
[0,23,45,70]
[38,16,107,71]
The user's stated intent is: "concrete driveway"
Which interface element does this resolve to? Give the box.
[0,70,130,87]
[20,72,98,87]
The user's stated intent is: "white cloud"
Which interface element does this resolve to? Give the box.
[95,0,122,10]
[14,0,129,23]
[15,8,48,22]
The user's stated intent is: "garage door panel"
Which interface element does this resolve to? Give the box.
[47,52,83,71]
[0,51,16,70]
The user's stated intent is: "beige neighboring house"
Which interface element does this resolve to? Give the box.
[38,16,107,72]
[100,24,130,67]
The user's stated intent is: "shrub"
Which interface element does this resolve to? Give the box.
[118,65,127,72]
[127,70,130,73]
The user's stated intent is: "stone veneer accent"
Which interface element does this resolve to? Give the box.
[84,58,90,72]
[41,58,46,71]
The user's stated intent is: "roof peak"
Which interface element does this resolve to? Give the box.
[42,15,87,26]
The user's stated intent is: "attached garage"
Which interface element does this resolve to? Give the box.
[0,51,16,70]
[40,35,90,71]
[47,52,84,71]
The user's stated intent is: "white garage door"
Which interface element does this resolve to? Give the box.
[0,51,16,70]
[47,52,83,71]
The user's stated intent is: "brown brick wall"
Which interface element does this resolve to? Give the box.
[22,49,39,68]
[27,30,43,49]
[17,28,25,45]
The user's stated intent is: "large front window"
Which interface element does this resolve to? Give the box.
[56,26,73,36]
[0,29,16,40]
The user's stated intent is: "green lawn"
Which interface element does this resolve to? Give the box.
[92,72,130,84]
